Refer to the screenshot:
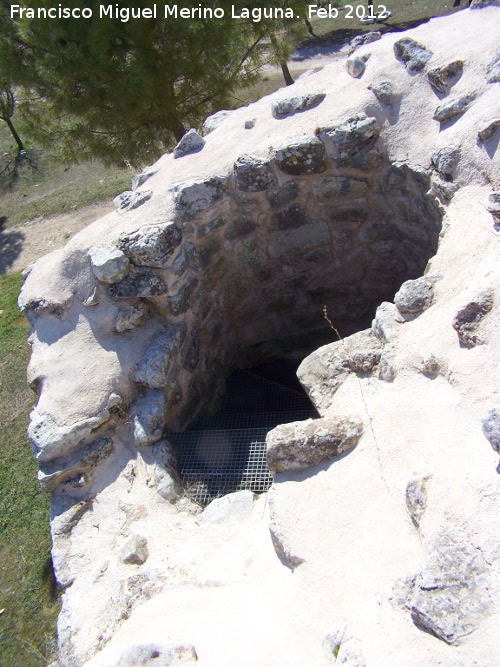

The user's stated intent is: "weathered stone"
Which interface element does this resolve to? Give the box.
[313,176,368,199]
[115,303,149,332]
[410,532,492,644]
[394,37,432,72]
[19,294,74,320]
[173,129,205,159]
[28,393,122,462]
[202,109,234,136]
[321,114,379,168]
[330,225,352,251]
[336,638,366,667]
[394,276,435,315]
[485,49,500,83]
[346,53,370,78]
[481,408,500,453]
[234,155,278,192]
[223,217,257,240]
[271,92,326,118]
[452,289,494,346]
[471,0,500,6]
[118,643,197,666]
[181,327,200,371]
[344,330,384,373]
[200,490,255,523]
[131,169,158,191]
[431,172,459,202]
[406,474,432,527]
[51,496,94,537]
[152,440,182,502]
[273,134,327,175]
[267,415,363,473]
[271,204,308,231]
[434,94,475,122]
[332,206,370,225]
[113,190,152,211]
[372,301,405,343]
[196,215,226,239]
[368,80,395,106]
[114,191,138,210]
[427,60,463,94]
[487,191,500,224]
[244,118,256,129]
[431,146,460,178]
[120,534,149,565]
[171,243,199,276]
[108,269,168,298]
[268,220,329,258]
[266,181,299,209]
[119,502,148,524]
[166,276,198,316]
[133,324,187,389]
[378,347,396,382]
[37,437,114,493]
[348,31,381,54]
[132,390,166,446]
[171,176,227,220]
[82,286,99,307]
[119,223,182,268]
[89,245,130,284]
[197,237,221,269]
[478,118,500,141]
[267,492,305,570]
[233,234,266,273]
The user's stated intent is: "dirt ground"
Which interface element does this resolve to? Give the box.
[1,203,116,275]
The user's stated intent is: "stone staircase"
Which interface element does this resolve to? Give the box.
[167,364,318,505]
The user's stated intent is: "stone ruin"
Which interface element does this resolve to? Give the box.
[16,6,500,666]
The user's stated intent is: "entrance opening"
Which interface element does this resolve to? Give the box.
[158,155,443,505]
[168,360,318,505]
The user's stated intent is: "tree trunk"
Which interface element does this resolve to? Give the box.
[172,121,186,143]
[269,32,294,87]
[304,18,317,38]
[5,117,24,152]
[280,61,294,86]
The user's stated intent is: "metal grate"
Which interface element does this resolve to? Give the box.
[167,366,318,506]
[168,427,272,506]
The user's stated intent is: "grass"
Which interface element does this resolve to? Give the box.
[0,124,132,229]
[0,273,60,667]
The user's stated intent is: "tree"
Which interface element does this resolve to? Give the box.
[0,0,310,165]
[0,84,24,153]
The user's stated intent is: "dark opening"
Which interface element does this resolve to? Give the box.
[168,360,318,505]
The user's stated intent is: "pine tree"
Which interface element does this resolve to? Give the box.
[0,0,311,165]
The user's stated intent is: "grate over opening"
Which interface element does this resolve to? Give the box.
[167,365,318,506]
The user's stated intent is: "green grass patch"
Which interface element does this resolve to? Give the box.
[0,123,132,229]
[0,273,59,667]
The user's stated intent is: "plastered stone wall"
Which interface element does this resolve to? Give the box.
[91,119,442,439]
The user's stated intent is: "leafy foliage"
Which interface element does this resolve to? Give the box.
[0,0,309,164]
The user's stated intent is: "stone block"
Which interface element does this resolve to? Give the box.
[266,415,363,473]
[394,37,432,72]
[273,135,327,175]
[271,92,326,118]
[268,220,329,258]
[234,155,277,192]
[119,223,182,268]
[89,245,130,284]
[173,129,205,158]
